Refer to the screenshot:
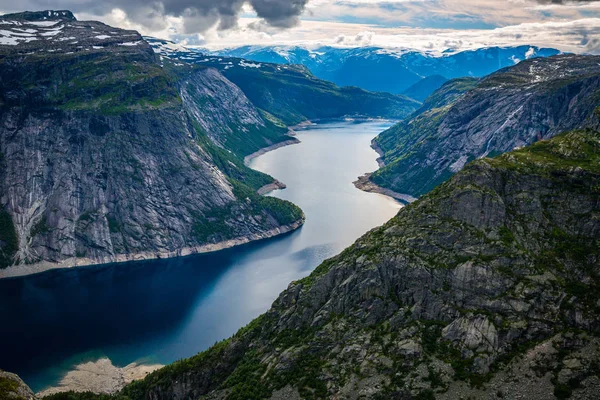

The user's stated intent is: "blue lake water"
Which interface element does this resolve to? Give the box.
[0,121,401,392]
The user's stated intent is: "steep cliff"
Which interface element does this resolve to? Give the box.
[369,55,600,197]
[57,129,599,400]
[148,38,421,126]
[0,11,304,277]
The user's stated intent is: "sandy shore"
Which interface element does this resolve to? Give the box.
[0,219,304,279]
[353,173,417,204]
[37,358,162,397]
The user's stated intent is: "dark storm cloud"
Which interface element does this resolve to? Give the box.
[0,0,309,33]
[533,0,600,3]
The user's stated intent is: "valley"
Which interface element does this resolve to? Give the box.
[0,6,599,400]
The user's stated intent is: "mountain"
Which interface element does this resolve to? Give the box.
[401,75,449,102]
[0,11,304,277]
[368,54,600,198]
[148,38,421,126]
[211,45,561,94]
[48,128,600,399]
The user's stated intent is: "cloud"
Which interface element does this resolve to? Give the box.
[533,0,600,3]
[191,17,600,55]
[0,0,598,51]
[0,0,309,33]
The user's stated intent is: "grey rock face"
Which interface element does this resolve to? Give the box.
[0,11,303,275]
[371,54,600,197]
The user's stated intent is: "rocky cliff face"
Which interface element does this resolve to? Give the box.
[370,55,600,197]
[102,129,600,400]
[0,11,304,277]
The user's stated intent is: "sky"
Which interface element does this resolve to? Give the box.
[1,0,600,53]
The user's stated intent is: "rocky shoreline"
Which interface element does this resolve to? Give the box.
[353,173,417,204]
[37,358,162,397]
[0,219,305,279]
[257,179,287,195]
[371,140,386,168]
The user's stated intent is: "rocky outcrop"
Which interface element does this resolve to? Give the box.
[38,358,162,397]
[370,55,600,197]
[0,370,36,400]
[0,11,304,275]
[180,67,291,158]
[112,129,600,400]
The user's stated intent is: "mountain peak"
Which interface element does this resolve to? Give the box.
[1,10,76,21]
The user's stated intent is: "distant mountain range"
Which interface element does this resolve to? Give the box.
[210,45,561,95]
[147,37,420,126]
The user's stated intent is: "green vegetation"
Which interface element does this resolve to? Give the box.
[185,84,290,158]
[487,129,600,176]
[0,375,23,400]
[418,77,479,113]
[10,52,180,115]
[193,124,274,191]
[369,77,479,197]
[191,178,303,243]
[0,210,18,269]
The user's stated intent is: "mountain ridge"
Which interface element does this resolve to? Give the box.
[367,54,600,197]
[210,45,561,94]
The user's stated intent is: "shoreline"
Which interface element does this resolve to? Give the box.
[0,218,304,280]
[353,173,417,204]
[371,140,386,168]
[244,137,300,166]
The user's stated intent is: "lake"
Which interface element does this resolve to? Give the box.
[0,121,402,392]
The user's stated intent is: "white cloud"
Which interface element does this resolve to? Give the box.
[3,0,598,52]
[183,17,600,54]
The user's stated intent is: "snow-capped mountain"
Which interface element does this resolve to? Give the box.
[210,45,561,94]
